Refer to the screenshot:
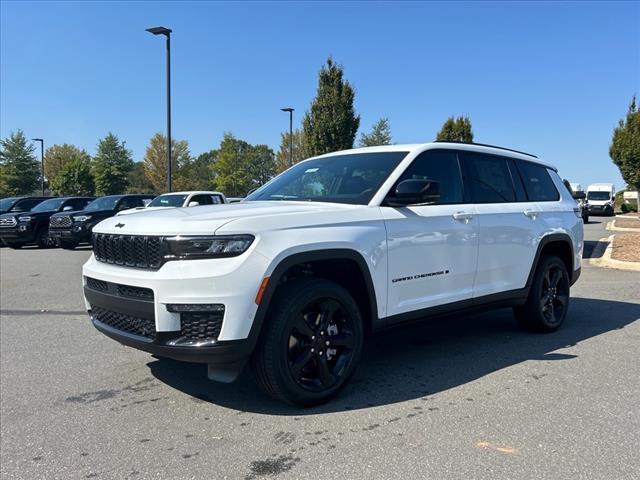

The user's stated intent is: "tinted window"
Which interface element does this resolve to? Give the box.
[0,197,19,210]
[246,152,408,205]
[85,196,122,211]
[462,153,516,203]
[506,158,528,202]
[587,191,612,201]
[149,194,188,207]
[517,161,559,201]
[191,195,213,206]
[11,198,46,212]
[390,150,463,204]
[31,198,65,212]
[120,196,145,209]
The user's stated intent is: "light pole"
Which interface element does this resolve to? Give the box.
[146,26,173,192]
[281,107,294,167]
[31,138,44,195]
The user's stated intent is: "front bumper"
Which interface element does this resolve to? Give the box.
[49,226,92,242]
[0,226,35,242]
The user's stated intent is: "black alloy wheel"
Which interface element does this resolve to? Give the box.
[539,263,569,328]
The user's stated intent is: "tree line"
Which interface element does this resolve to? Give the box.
[44,55,640,197]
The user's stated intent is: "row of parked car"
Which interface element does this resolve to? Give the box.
[0,191,231,249]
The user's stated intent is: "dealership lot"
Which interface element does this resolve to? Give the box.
[1,218,638,479]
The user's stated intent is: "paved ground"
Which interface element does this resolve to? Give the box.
[1,218,639,480]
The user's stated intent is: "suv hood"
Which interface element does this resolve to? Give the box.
[51,208,113,218]
[93,201,361,236]
[117,206,172,216]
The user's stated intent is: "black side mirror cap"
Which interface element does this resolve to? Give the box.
[390,179,441,205]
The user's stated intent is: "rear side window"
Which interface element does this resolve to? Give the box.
[461,153,516,203]
[517,161,559,201]
[391,150,464,204]
[11,199,44,212]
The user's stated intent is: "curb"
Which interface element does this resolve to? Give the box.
[589,235,640,272]
[606,221,640,232]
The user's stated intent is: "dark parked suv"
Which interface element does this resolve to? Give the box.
[49,194,155,250]
[0,197,94,249]
[0,196,53,215]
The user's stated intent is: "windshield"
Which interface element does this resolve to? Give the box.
[31,198,66,212]
[84,196,122,211]
[0,197,19,210]
[587,191,611,201]
[246,152,408,205]
[148,194,188,208]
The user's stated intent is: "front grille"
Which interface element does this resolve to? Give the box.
[91,305,156,340]
[0,217,17,227]
[180,311,224,342]
[92,234,162,269]
[85,276,154,301]
[50,215,72,228]
[86,277,108,292]
[117,284,154,301]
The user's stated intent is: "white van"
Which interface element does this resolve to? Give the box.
[586,183,615,216]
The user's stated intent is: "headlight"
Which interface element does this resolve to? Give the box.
[164,235,254,259]
[73,215,92,222]
[18,216,32,222]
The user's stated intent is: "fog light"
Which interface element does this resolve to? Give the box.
[73,225,83,232]
[166,303,225,313]
[19,225,27,232]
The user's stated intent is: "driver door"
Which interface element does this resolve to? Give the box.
[380,149,479,317]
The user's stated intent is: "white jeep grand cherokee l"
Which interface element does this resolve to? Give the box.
[82,142,583,406]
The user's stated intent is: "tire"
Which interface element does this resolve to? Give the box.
[35,229,53,249]
[58,239,78,250]
[6,242,24,249]
[582,213,589,224]
[514,255,570,332]
[252,278,364,407]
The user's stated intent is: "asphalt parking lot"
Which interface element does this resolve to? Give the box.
[1,218,639,480]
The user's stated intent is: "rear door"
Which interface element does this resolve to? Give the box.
[460,152,541,298]
[381,149,479,316]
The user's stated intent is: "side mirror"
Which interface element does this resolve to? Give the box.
[572,191,586,200]
[62,205,73,211]
[187,201,200,207]
[393,179,440,205]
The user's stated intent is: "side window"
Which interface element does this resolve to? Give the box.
[12,199,42,212]
[390,150,463,204]
[120,197,142,209]
[516,161,560,201]
[191,195,213,206]
[211,194,223,204]
[506,158,528,202]
[462,153,516,203]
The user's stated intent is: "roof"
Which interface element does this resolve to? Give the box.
[158,191,224,196]
[312,142,556,170]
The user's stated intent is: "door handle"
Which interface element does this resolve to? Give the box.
[524,209,538,219]
[453,212,473,222]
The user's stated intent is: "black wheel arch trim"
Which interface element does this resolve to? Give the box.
[248,249,380,350]
[525,233,577,289]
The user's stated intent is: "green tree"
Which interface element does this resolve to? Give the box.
[91,133,132,195]
[435,116,474,142]
[127,161,156,194]
[212,133,275,197]
[50,157,95,196]
[0,129,40,196]
[44,144,90,182]
[610,96,640,191]
[359,117,392,147]
[275,129,306,174]
[302,57,360,157]
[187,150,218,190]
[143,133,192,192]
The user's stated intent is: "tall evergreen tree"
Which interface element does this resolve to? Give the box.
[44,144,90,182]
[0,129,40,195]
[50,157,95,196]
[435,116,474,143]
[275,129,306,174]
[302,57,360,156]
[610,96,640,191]
[212,133,275,197]
[359,117,392,147]
[143,133,192,192]
[91,133,133,195]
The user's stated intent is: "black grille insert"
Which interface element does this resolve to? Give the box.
[180,311,224,342]
[91,305,156,340]
[86,277,108,292]
[92,234,162,269]
[85,277,154,301]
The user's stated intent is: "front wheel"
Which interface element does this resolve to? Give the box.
[35,230,54,249]
[514,255,570,332]
[252,278,364,406]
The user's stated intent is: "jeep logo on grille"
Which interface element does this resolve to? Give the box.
[115,223,125,228]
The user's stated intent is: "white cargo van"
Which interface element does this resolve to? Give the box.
[586,183,615,216]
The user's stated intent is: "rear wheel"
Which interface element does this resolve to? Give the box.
[514,255,570,332]
[58,239,78,250]
[35,229,54,249]
[252,278,364,406]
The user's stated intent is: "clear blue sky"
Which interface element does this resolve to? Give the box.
[1,1,638,189]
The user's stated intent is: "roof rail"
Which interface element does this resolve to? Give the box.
[433,141,538,158]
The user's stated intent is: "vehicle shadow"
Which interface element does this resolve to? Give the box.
[147,297,640,415]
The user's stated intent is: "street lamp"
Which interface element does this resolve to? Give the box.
[146,26,173,192]
[280,107,294,167]
[31,138,44,195]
